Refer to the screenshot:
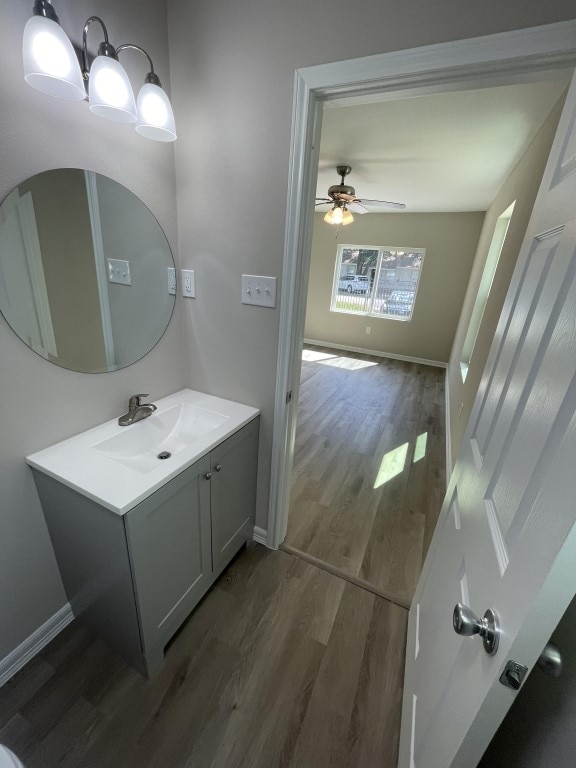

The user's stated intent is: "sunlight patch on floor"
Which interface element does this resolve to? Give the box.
[320,356,378,370]
[374,442,409,488]
[302,349,378,370]
[302,349,338,362]
[413,432,428,463]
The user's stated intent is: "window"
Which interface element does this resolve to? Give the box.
[460,201,515,382]
[330,244,425,321]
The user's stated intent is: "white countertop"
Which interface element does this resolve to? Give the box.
[27,389,260,515]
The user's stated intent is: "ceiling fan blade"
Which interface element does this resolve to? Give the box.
[357,198,406,210]
[315,198,331,204]
[348,202,369,214]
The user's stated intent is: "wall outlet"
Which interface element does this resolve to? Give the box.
[366,326,371,335]
[181,269,195,298]
[167,267,176,295]
[107,258,131,286]
[242,275,277,308]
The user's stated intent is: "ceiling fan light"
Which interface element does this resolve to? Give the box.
[331,206,344,225]
[342,208,354,226]
[324,209,335,224]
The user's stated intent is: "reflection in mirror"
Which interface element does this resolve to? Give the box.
[0,169,175,373]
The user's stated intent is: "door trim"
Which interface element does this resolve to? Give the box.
[267,19,576,549]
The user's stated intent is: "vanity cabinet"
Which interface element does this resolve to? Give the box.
[32,416,259,678]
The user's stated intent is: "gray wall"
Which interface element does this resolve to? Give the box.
[0,0,183,660]
[167,0,576,530]
[446,94,565,465]
[2,0,575,668]
[304,212,484,363]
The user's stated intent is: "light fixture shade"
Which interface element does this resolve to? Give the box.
[135,82,177,142]
[23,15,86,100]
[342,208,354,225]
[88,55,137,123]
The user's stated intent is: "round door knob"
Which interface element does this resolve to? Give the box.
[205,472,212,480]
[215,464,222,472]
[453,603,500,656]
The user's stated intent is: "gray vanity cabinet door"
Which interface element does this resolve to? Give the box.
[210,418,259,576]
[124,455,212,654]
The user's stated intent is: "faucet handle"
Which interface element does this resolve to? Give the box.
[129,393,149,408]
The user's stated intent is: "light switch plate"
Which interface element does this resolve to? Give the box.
[242,275,277,308]
[181,269,195,298]
[167,267,176,295]
[107,258,131,286]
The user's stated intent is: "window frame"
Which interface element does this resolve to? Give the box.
[330,243,426,322]
[460,201,515,382]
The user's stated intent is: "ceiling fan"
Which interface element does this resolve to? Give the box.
[316,165,406,225]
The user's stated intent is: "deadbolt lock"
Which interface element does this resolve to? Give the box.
[499,660,528,690]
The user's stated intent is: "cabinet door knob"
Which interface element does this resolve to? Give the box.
[204,472,212,480]
[215,464,222,472]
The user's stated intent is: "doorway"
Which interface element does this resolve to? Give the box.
[267,25,576,553]
[278,73,568,607]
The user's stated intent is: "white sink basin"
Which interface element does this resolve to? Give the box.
[27,389,259,515]
[93,402,230,473]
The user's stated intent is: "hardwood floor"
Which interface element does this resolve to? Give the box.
[0,545,407,768]
[285,345,446,606]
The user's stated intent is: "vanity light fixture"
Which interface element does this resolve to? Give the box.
[22,0,177,142]
[324,203,354,226]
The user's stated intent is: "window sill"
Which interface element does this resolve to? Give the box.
[330,307,412,322]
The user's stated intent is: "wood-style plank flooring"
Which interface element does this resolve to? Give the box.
[0,546,408,768]
[285,345,446,607]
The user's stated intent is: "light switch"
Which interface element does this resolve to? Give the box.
[242,275,277,308]
[181,269,195,298]
[107,258,131,286]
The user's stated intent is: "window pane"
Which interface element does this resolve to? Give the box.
[331,247,379,313]
[372,250,424,320]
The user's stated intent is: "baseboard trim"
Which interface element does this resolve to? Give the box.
[0,603,74,688]
[253,526,270,547]
[303,338,447,369]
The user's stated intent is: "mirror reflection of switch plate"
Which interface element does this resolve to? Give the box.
[107,258,132,286]
[167,267,176,295]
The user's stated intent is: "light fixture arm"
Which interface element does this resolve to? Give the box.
[116,44,161,86]
[32,0,58,22]
[82,16,116,77]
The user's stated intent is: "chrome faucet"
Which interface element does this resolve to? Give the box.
[118,393,157,426]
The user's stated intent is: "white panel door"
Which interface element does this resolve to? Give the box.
[0,189,56,358]
[399,70,576,768]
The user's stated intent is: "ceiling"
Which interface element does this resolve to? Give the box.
[316,77,569,214]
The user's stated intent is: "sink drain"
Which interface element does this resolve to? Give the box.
[157,451,172,460]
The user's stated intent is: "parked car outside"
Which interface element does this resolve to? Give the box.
[338,274,371,294]
[382,289,415,316]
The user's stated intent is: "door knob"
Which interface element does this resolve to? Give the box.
[204,472,212,480]
[215,464,222,472]
[453,603,500,656]
[537,642,563,677]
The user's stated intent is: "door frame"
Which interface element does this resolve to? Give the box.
[266,19,576,550]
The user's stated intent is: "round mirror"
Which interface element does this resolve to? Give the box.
[0,169,175,373]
